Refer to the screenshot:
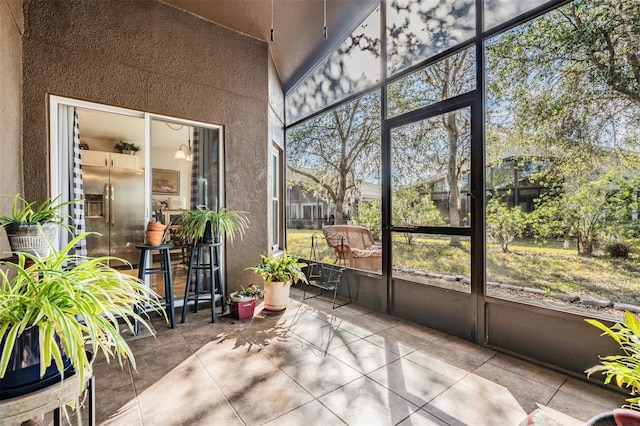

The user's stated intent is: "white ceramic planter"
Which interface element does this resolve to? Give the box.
[229,293,254,303]
[264,281,292,311]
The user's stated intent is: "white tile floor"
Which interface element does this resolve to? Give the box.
[86,287,624,426]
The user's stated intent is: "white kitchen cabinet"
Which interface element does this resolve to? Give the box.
[81,150,138,169]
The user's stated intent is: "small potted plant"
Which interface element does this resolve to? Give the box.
[175,205,249,244]
[227,285,265,320]
[247,252,307,311]
[0,232,164,403]
[114,141,140,155]
[0,194,74,257]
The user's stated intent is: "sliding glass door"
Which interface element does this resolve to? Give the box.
[49,97,224,277]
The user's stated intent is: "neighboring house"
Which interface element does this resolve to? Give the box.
[287,172,381,229]
[413,171,471,222]
[486,157,553,212]
[287,184,331,230]
[412,157,551,222]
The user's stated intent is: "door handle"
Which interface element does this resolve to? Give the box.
[110,184,115,225]
[103,183,110,225]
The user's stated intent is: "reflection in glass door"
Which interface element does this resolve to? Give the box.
[150,119,221,215]
[390,106,472,292]
[75,107,146,268]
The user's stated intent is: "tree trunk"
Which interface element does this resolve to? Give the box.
[578,234,593,256]
[334,199,346,224]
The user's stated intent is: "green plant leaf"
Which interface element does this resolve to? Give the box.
[247,252,308,285]
[586,312,640,409]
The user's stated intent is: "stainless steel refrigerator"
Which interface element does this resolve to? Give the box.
[82,164,145,267]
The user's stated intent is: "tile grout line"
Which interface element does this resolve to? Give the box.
[186,327,248,425]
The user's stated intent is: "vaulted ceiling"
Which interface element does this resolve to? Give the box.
[161,0,379,90]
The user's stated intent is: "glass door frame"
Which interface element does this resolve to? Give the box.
[49,96,227,287]
[49,96,144,203]
[49,95,146,249]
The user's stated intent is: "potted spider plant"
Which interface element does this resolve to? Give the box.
[247,252,307,311]
[0,232,163,403]
[174,205,249,244]
[0,194,74,257]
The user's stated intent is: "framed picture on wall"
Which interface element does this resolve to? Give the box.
[152,169,180,195]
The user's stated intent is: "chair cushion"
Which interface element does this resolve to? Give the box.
[351,247,382,258]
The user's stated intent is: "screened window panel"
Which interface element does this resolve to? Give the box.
[386,0,475,77]
[484,0,553,30]
[387,47,475,118]
[391,107,471,227]
[286,90,382,261]
[484,0,640,319]
[286,8,380,124]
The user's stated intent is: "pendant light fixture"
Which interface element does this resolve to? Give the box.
[174,126,193,161]
[323,0,327,39]
[270,0,274,42]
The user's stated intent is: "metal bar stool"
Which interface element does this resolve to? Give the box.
[181,242,225,323]
[136,243,176,329]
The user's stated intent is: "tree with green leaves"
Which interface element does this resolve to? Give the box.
[486,0,640,255]
[485,193,527,252]
[353,199,381,241]
[392,188,444,244]
[486,0,640,183]
[529,170,639,256]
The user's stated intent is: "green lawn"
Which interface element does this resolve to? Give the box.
[287,229,640,305]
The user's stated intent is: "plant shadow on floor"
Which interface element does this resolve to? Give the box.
[212,302,314,351]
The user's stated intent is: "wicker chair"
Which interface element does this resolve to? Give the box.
[322,225,382,272]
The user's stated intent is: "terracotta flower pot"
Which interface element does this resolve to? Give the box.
[145,230,164,246]
[147,221,166,231]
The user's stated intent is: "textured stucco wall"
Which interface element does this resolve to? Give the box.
[0,0,24,256]
[266,52,286,258]
[21,0,273,290]
[269,55,285,146]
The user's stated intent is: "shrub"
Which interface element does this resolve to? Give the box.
[606,241,631,258]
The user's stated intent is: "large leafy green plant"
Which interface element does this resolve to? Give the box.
[0,194,73,226]
[175,206,249,243]
[0,233,163,397]
[586,311,640,409]
[248,252,308,285]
